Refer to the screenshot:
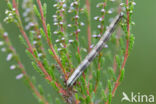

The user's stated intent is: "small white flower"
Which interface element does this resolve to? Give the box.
[9,13,13,16]
[68,9,72,13]
[63,4,67,8]
[54,22,58,25]
[59,22,63,25]
[99,17,103,22]
[5,10,9,14]
[80,22,85,26]
[62,37,65,40]
[16,73,24,80]
[132,2,136,5]
[6,53,13,61]
[0,41,4,46]
[69,40,74,43]
[131,21,135,25]
[53,15,57,18]
[90,44,94,49]
[12,8,16,11]
[94,16,99,20]
[92,35,97,38]
[101,9,105,13]
[38,53,42,57]
[70,2,74,7]
[120,3,124,6]
[55,39,60,43]
[3,32,8,37]
[38,35,41,39]
[1,48,6,52]
[33,41,37,45]
[61,8,65,12]
[60,43,64,48]
[82,48,87,52]
[96,4,100,8]
[74,1,78,5]
[67,24,72,27]
[108,10,113,14]
[53,31,58,34]
[97,25,101,29]
[10,65,16,70]
[97,34,101,38]
[130,10,133,13]
[104,44,108,48]
[75,15,79,19]
[53,4,57,7]
[77,29,81,32]
[28,22,35,27]
[57,48,62,51]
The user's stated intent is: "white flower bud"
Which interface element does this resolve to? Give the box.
[6,53,13,61]
[0,41,4,46]
[38,53,42,57]
[101,9,105,13]
[94,16,99,20]
[16,73,24,80]
[1,48,6,52]
[97,25,101,29]
[10,65,16,70]
[69,40,74,43]
[80,22,85,26]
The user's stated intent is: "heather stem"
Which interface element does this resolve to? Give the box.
[86,0,91,52]
[105,0,130,103]
[0,27,48,104]
[36,0,67,80]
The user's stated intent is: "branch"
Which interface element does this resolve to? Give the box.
[12,0,52,83]
[105,0,130,103]
[36,0,67,80]
[12,0,67,97]
[1,29,48,104]
[86,0,91,52]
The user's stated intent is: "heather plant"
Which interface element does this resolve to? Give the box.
[0,0,135,104]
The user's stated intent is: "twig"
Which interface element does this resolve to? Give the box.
[1,31,48,104]
[105,0,130,103]
[36,0,67,80]
[12,0,53,82]
[11,0,69,99]
[112,0,130,96]
[86,0,91,52]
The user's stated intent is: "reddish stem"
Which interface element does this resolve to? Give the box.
[36,0,67,80]
[12,0,67,95]
[12,0,33,53]
[3,34,48,104]
[113,56,117,73]
[105,0,130,103]
[86,0,91,52]
[111,0,130,95]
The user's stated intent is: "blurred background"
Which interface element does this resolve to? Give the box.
[0,0,156,104]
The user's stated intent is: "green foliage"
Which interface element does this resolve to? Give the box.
[0,0,136,104]
[33,5,41,19]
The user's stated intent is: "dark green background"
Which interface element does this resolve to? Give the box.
[0,0,156,104]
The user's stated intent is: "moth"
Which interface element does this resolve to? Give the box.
[67,13,124,87]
